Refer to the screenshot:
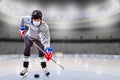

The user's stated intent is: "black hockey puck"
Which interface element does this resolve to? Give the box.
[34,74,39,78]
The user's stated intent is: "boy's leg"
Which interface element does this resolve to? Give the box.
[34,40,50,77]
[20,36,33,77]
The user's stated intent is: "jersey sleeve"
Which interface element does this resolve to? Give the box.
[20,16,31,27]
[40,23,50,49]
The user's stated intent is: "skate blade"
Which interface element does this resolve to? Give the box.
[20,73,28,78]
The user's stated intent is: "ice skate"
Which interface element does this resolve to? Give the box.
[20,68,28,78]
[43,68,50,77]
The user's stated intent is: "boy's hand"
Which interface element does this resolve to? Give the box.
[44,47,53,61]
[19,26,27,37]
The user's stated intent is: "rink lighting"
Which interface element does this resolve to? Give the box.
[0,0,119,26]
[47,6,60,17]
[52,22,73,30]
[86,0,120,19]
[86,6,100,18]
[83,0,120,28]
[109,0,120,13]
[65,4,79,20]
[90,14,120,28]
[0,0,24,18]
[0,0,42,25]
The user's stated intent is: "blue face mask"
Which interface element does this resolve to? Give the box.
[33,21,40,27]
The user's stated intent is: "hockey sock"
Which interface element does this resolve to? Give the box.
[23,56,30,68]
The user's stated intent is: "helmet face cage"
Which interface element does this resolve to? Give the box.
[32,10,42,20]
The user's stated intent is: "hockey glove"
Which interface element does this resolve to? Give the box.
[44,47,53,61]
[19,26,27,37]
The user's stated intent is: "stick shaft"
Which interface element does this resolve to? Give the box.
[27,36,64,70]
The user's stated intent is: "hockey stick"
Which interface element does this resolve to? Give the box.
[27,36,64,70]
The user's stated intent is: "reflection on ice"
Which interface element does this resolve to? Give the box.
[0,54,120,80]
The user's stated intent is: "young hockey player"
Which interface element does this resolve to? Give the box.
[19,10,52,77]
